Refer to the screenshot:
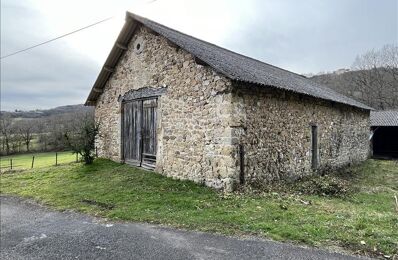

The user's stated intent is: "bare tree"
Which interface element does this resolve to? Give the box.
[16,120,36,152]
[351,44,398,109]
[381,44,398,81]
[0,113,13,155]
[45,114,73,151]
[9,129,24,154]
[38,133,49,151]
[34,118,48,151]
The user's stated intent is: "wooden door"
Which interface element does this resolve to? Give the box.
[122,98,157,169]
[141,99,157,168]
[123,100,142,165]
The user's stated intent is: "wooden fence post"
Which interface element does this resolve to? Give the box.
[10,159,13,170]
[55,152,58,166]
[31,156,35,169]
[95,147,98,157]
[76,153,78,163]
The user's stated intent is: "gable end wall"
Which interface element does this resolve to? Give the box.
[94,25,239,190]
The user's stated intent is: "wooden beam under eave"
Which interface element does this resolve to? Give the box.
[103,66,115,73]
[85,100,96,106]
[116,43,128,50]
[92,87,103,93]
[194,56,208,66]
[166,39,179,50]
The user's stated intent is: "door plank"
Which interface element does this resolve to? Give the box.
[142,99,157,168]
[122,98,157,169]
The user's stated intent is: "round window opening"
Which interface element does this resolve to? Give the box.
[133,37,145,54]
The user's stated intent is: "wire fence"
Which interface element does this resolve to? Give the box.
[0,151,81,172]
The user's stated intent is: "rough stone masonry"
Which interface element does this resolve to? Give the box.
[94,24,370,192]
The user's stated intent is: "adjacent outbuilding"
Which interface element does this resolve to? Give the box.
[86,12,372,191]
[370,110,398,158]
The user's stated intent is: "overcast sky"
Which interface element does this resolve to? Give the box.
[1,0,397,111]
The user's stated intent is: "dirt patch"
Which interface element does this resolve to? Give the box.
[80,199,115,210]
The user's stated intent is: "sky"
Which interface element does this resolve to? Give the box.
[1,0,397,111]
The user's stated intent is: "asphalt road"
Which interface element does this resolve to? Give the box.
[0,195,365,260]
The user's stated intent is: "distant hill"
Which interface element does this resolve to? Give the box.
[310,68,398,110]
[1,104,93,119]
[310,70,362,100]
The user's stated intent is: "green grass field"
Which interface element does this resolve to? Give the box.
[0,151,77,171]
[0,159,397,258]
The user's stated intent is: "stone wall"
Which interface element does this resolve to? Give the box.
[95,25,239,190]
[231,83,370,185]
[94,24,370,191]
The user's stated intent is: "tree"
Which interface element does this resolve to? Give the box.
[38,133,49,151]
[12,122,24,153]
[9,129,23,154]
[45,114,74,151]
[0,113,13,155]
[351,44,398,109]
[34,118,48,151]
[64,112,98,164]
[16,120,36,152]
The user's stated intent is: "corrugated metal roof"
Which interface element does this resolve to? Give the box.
[370,110,398,126]
[85,12,372,110]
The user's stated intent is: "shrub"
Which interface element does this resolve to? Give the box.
[241,168,358,197]
[64,112,99,164]
[294,175,353,197]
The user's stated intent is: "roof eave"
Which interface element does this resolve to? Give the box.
[231,79,374,111]
[85,13,138,106]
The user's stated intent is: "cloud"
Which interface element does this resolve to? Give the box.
[1,0,100,111]
[220,0,398,74]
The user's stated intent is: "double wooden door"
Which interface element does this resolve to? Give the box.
[122,98,157,169]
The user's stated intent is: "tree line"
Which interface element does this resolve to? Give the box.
[0,109,94,156]
[311,44,398,110]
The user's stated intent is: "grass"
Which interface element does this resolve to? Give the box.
[0,151,77,171]
[0,159,397,258]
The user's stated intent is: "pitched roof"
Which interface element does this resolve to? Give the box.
[370,110,398,126]
[86,12,372,110]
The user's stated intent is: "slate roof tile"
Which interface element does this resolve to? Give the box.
[370,110,398,126]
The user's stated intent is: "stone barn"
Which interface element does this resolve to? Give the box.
[370,110,398,158]
[85,12,372,191]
